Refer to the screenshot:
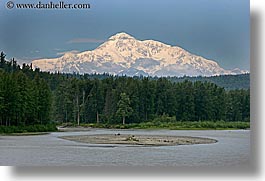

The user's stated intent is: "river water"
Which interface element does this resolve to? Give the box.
[0,129,250,167]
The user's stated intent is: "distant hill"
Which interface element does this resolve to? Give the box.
[167,73,250,90]
[80,73,250,90]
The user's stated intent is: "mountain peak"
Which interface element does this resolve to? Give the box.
[108,32,135,41]
[32,32,246,77]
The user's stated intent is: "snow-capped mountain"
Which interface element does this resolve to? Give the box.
[32,32,247,77]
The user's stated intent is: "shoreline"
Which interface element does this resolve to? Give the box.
[0,132,50,136]
[57,126,249,132]
[60,134,218,146]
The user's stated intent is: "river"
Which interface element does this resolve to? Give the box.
[0,129,250,167]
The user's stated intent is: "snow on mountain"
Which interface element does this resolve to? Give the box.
[32,32,247,77]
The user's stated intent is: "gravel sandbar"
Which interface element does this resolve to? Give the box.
[60,134,217,146]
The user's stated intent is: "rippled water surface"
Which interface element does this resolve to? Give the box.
[0,129,250,166]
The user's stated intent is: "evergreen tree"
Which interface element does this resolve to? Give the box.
[176,80,195,121]
[139,78,155,121]
[86,79,104,123]
[116,93,133,125]
[0,52,6,70]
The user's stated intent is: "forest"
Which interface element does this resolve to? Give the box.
[0,52,250,133]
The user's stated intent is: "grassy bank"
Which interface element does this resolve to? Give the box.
[80,121,250,130]
[0,124,58,135]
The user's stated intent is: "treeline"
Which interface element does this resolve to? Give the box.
[62,72,249,90]
[0,52,52,126]
[53,76,250,124]
[0,52,250,128]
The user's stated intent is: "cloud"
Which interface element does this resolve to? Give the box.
[53,48,63,51]
[14,56,42,64]
[67,38,105,44]
[56,50,80,56]
[30,50,40,54]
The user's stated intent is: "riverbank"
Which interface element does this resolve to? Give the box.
[0,124,57,134]
[73,121,250,130]
[0,132,50,136]
[60,134,217,146]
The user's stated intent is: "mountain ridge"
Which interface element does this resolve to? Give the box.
[32,32,248,77]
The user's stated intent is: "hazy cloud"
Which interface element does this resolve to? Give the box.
[14,56,42,64]
[56,50,80,56]
[30,50,40,54]
[67,38,105,44]
[53,48,63,51]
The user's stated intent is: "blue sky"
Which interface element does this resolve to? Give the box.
[0,0,249,70]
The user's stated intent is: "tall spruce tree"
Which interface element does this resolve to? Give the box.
[116,93,133,125]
